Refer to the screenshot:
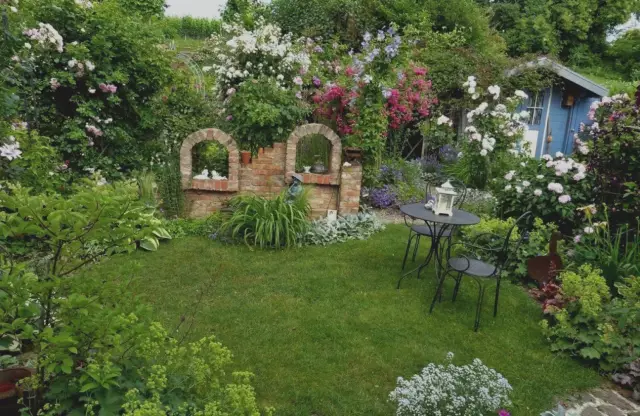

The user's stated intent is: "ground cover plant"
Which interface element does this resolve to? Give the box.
[79,225,603,416]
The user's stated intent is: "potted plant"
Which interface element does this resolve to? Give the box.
[240,145,251,165]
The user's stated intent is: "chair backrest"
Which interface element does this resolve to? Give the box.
[425,176,467,209]
[496,212,533,272]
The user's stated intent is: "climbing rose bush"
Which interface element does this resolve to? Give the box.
[449,77,529,188]
[389,352,512,416]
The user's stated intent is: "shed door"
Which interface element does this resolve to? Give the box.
[524,90,546,157]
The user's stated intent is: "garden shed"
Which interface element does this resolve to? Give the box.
[511,57,609,158]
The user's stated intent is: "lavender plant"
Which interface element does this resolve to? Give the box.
[389,352,512,416]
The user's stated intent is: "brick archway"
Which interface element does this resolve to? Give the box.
[180,128,239,191]
[285,123,342,185]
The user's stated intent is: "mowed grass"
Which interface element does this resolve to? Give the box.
[80,225,602,415]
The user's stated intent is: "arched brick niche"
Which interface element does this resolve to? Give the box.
[285,123,342,185]
[180,128,239,191]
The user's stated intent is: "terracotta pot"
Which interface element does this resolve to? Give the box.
[0,367,35,400]
[240,151,251,165]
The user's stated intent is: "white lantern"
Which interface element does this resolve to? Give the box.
[433,180,458,216]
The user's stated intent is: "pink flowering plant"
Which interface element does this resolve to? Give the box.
[309,28,436,165]
[3,0,175,179]
[575,93,640,231]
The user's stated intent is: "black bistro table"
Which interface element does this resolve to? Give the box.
[397,203,480,289]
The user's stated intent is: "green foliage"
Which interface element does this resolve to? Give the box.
[572,215,640,290]
[303,212,385,246]
[0,261,268,415]
[113,0,166,17]
[295,135,332,172]
[155,157,184,219]
[224,78,310,153]
[542,268,640,373]
[607,29,640,80]
[8,0,175,178]
[491,155,594,233]
[512,218,564,281]
[192,141,229,177]
[0,129,67,193]
[161,16,222,39]
[222,191,311,248]
[0,181,165,263]
[162,213,225,238]
[459,216,519,266]
[485,0,640,61]
[578,94,640,230]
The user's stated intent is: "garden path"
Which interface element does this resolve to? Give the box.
[564,389,640,416]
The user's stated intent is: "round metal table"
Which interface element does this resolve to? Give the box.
[397,203,480,289]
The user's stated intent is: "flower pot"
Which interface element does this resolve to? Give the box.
[240,151,251,165]
[303,166,311,173]
[344,147,363,161]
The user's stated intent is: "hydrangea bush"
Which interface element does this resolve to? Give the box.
[491,153,593,232]
[389,352,512,416]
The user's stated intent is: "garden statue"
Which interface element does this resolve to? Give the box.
[287,173,303,203]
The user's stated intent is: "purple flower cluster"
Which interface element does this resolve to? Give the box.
[439,144,459,164]
[420,154,442,174]
[378,164,403,183]
[368,185,397,208]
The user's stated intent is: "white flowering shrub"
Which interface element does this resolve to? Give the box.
[389,353,512,416]
[199,18,310,93]
[450,76,530,189]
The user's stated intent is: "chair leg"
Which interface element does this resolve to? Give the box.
[452,273,463,302]
[474,282,486,332]
[429,271,447,314]
[401,230,416,271]
[411,235,421,262]
[494,277,501,317]
[417,245,435,281]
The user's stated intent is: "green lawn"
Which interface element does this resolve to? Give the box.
[81,225,602,415]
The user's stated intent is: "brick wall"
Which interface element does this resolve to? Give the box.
[181,126,362,219]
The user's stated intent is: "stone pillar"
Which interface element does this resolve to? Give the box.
[338,162,363,216]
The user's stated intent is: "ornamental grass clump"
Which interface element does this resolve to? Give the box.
[222,191,311,249]
[389,352,512,416]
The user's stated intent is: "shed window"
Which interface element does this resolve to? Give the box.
[526,91,545,125]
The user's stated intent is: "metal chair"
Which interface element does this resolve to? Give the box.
[400,177,468,271]
[429,211,532,331]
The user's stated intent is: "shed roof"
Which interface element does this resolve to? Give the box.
[508,57,609,97]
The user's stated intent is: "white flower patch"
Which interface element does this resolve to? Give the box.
[389,353,512,416]
[0,136,22,160]
[23,23,64,53]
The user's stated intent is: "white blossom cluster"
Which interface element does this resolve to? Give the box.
[389,353,512,416]
[23,23,64,53]
[463,86,528,158]
[202,18,310,92]
[0,137,22,161]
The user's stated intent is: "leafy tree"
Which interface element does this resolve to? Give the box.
[607,29,640,80]
[482,0,640,61]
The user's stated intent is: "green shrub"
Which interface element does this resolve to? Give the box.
[163,213,225,238]
[303,212,385,246]
[222,191,311,248]
[542,266,639,373]
[513,218,565,281]
[224,77,310,153]
[459,216,519,268]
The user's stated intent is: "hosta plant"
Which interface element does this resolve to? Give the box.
[389,352,512,416]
